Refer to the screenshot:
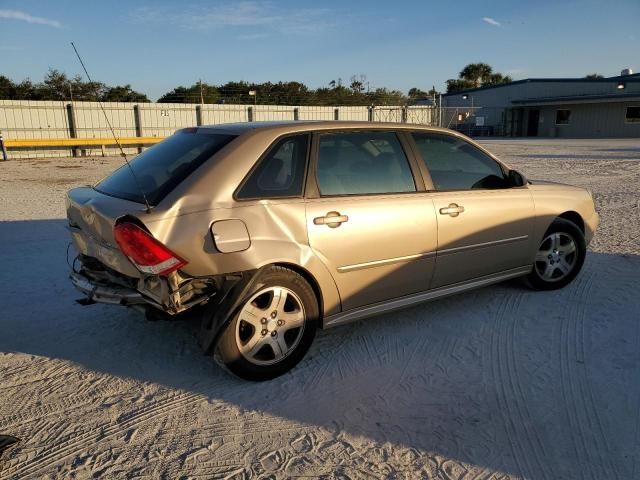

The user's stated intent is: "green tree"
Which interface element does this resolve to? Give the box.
[217,81,254,104]
[486,73,512,85]
[459,63,494,88]
[446,63,512,93]
[408,87,428,99]
[102,85,150,102]
[157,83,219,103]
[42,69,73,100]
[585,73,604,79]
[14,79,46,100]
[40,69,106,101]
[367,88,406,105]
[258,81,311,105]
[446,78,475,93]
[0,75,17,99]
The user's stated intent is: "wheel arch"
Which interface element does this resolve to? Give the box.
[557,211,585,234]
[273,262,325,326]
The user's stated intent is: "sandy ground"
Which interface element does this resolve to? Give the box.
[0,138,639,479]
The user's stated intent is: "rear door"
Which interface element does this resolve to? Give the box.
[305,130,438,311]
[409,132,535,288]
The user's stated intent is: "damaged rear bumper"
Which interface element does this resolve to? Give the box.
[69,255,219,315]
[70,271,151,307]
[70,257,262,352]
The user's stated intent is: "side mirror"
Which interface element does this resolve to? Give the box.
[508,169,527,187]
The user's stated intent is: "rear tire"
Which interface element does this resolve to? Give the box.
[525,218,586,290]
[216,266,318,381]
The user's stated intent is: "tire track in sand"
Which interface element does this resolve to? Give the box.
[488,293,552,480]
[559,268,619,480]
[2,390,206,479]
[0,379,115,431]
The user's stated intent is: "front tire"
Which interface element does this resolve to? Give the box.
[216,266,318,381]
[525,218,586,290]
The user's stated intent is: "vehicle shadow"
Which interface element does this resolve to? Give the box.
[1,218,638,478]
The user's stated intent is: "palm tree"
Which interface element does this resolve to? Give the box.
[459,63,494,87]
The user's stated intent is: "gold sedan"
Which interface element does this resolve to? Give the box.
[67,121,599,380]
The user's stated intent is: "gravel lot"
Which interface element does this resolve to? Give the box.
[0,138,639,479]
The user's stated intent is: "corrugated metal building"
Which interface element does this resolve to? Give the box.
[443,70,640,138]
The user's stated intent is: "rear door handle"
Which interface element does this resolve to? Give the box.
[439,203,465,217]
[313,211,349,228]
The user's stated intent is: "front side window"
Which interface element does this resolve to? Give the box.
[625,106,640,123]
[316,132,416,196]
[237,134,309,199]
[556,109,571,125]
[411,133,509,191]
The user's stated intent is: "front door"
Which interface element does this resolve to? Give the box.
[410,132,535,288]
[430,190,535,287]
[305,131,438,311]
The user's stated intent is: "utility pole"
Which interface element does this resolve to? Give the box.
[199,79,204,105]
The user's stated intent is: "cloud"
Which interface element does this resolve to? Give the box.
[0,9,61,28]
[482,17,501,27]
[132,2,340,35]
[183,2,280,28]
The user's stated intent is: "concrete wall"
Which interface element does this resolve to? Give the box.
[0,101,434,159]
[0,100,73,158]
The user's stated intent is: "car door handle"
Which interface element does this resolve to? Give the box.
[439,203,465,217]
[313,211,349,228]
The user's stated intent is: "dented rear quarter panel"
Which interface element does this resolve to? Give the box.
[144,200,342,317]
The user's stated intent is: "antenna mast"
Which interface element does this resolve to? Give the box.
[70,42,152,213]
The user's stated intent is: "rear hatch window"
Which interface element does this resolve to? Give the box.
[95,129,236,205]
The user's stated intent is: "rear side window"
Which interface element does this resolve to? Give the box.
[236,134,309,199]
[411,133,509,191]
[316,131,416,196]
[95,129,236,205]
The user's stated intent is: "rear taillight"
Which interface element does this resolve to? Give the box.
[113,222,187,276]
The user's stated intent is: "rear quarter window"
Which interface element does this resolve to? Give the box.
[236,134,310,199]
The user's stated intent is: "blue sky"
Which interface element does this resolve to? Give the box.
[1,0,638,100]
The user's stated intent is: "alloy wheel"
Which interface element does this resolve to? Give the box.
[235,286,306,366]
[534,232,578,282]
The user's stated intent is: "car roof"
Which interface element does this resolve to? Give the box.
[197,120,455,136]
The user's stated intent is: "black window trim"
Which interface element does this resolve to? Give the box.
[406,130,524,193]
[305,129,426,199]
[233,132,312,202]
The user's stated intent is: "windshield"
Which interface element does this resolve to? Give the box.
[95,129,236,205]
